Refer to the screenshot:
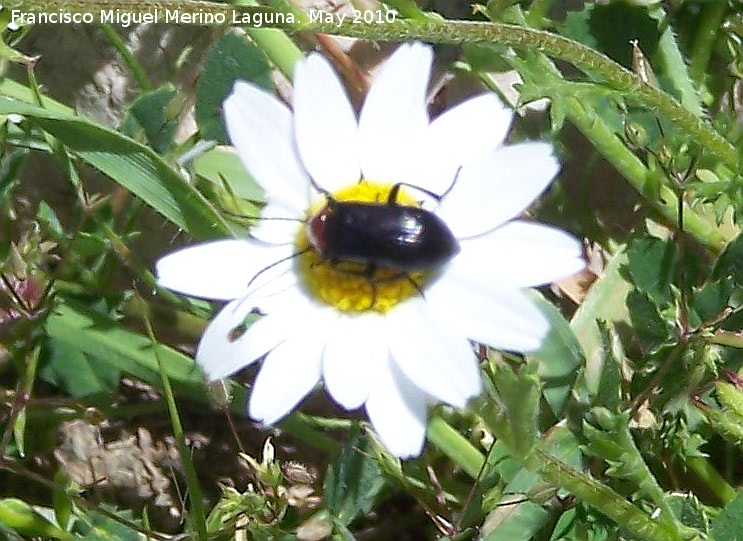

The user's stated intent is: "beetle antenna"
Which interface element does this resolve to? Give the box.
[388,182,446,205]
[246,247,312,291]
[307,175,333,199]
[439,166,462,200]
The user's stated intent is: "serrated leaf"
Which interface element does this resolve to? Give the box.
[323,429,385,525]
[531,293,585,417]
[627,290,673,354]
[667,493,709,533]
[119,85,179,154]
[712,233,743,286]
[0,98,232,239]
[593,322,623,411]
[196,31,273,142]
[561,3,661,71]
[626,236,678,305]
[484,363,541,456]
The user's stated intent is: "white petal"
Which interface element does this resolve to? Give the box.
[156,239,278,301]
[199,297,312,380]
[224,81,309,212]
[436,142,559,238]
[323,313,387,410]
[452,222,584,288]
[250,201,304,245]
[365,358,428,458]
[358,43,432,184]
[387,298,481,407]
[294,53,360,192]
[426,275,550,352]
[248,329,326,424]
[418,93,514,194]
[196,299,264,380]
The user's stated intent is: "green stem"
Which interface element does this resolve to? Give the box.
[13,2,737,170]
[562,93,728,253]
[142,306,208,540]
[686,456,737,505]
[99,23,152,90]
[526,448,689,541]
[426,414,485,479]
[290,18,737,171]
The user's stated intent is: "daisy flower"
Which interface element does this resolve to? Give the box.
[157,42,584,458]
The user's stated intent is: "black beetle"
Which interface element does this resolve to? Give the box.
[306,183,460,273]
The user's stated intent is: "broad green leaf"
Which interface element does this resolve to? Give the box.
[531,293,585,417]
[195,31,273,142]
[571,249,631,396]
[483,362,541,456]
[74,505,141,541]
[44,300,223,407]
[323,429,386,525]
[0,98,232,239]
[119,85,180,154]
[193,146,265,202]
[39,339,120,398]
[712,232,743,286]
[626,290,673,354]
[481,500,550,541]
[710,490,743,541]
[626,236,678,305]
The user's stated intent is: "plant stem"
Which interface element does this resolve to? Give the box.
[13,2,737,171]
[426,414,484,479]
[99,23,152,90]
[141,303,208,540]
[526,448,691,541]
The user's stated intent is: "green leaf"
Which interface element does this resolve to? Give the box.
[0,499,72,540]
[483,362,541,456]
[39,339,120,398]
[712,232,743,286]
[74,505,141,541]
[119,85,180,154]
[531,293,585,417]
[43,300,218,406]
[323,428,386,525]
[0,97,232,239]
[195,31,274,142]
[710,490,743,541]
[570,249,632,396]
[626,236,678,305]
[626,290,673,354]
[481,500,550,541]
[193,146,265,202]
[592,322,623,411]
[667,493,709,534]
[561,3,661,71]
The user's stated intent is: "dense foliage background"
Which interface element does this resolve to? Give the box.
[3,0,743,539]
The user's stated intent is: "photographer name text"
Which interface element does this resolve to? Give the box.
[10,8,397,27]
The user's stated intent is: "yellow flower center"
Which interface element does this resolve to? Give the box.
[296,181,428,314]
